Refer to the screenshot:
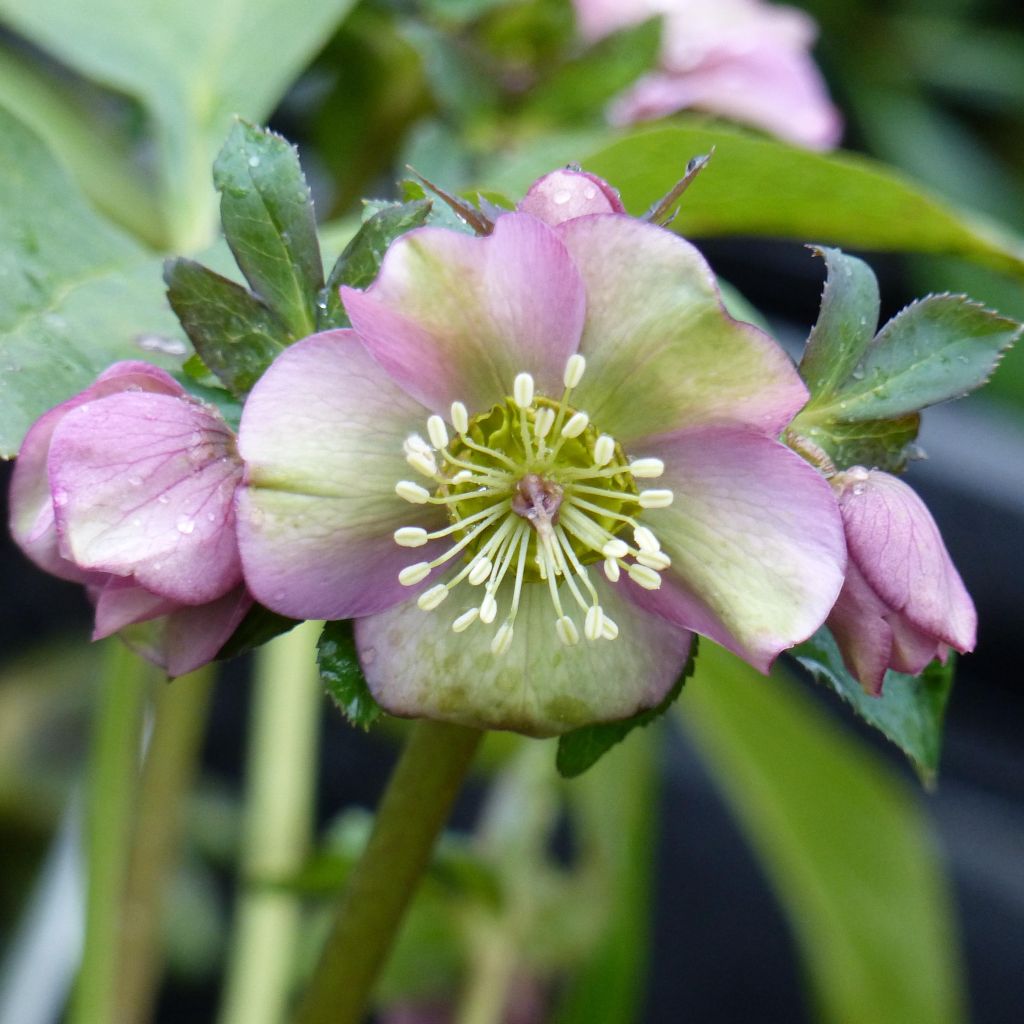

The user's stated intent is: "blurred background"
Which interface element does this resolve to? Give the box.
[0,0,1022,1021]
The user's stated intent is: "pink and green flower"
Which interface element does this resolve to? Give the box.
[237,187,846,735]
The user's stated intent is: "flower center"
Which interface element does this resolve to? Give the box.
[392,355,674,655]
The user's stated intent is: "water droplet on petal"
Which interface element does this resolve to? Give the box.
[52,488,69,508]
[248,155,260,168]
[176,515,195,535]
[553,190,571,205]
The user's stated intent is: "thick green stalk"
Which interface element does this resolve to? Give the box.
[217,621,323,1024]
[293,719,483,1024]
[117,665,215,1024]
[68,641,152,1024]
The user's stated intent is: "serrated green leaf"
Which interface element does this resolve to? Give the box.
[0,107,185,458]
[216,604,300,662]
[164,258,288,395]
[793,414,921,474]
[556,639,697,779]
[317,621,382,730]
[522,17,661,125]
[808,294,1022,422]
[791,627,954,786]
[318,200,432,329]
[799,246,881,401]
[213,121,323,338]
[0,0,356,248]
[682,645,965,1024]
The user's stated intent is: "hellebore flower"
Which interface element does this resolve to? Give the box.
[237,195,845,735]
[827,468,976,695]
[9,362,251,676]
[572,0,842,150]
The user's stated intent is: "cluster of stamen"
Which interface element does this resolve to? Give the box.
[393,355,673,655]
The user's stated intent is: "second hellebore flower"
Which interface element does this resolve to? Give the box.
[237,188,846,735]
[827,468,976,695]
[9,362,251,676]
[572,0,842,150]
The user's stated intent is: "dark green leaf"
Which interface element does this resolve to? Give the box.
[317,620,382,730]
[522,18,662,125]
[810,294,1022,422]
[213,121,323,338]
[799,246,881,401]
[164,258,288,395]
[216,604,301,662]
[0,106,185,458]
[792,414,921,474]
[318,200,432,328]
[791,626,955,786]
[556,639,697,779]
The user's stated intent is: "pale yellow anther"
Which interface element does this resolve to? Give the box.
[584,605,605,641]
[450,401,469,434]
[633,526,660,552]
[604,557,621,582]
[534,407,556,439]
[638,489,674,509]
[513,372,535,409]
[417,584,449,610]
[602,616,619,640]
[406,450,437,477]
[479,592,498,624]
[637,550,671,571]
[555,615,580,646]
[451,470,474,484]
[404,433,431,456]
[399,562,431,586]
[427,414,449,450]
[602,538,629,560]
[564,354,586,388]
[490,622,514,655]
[394,527,429,548]
[396,481,430,504]
[452,608,479,633]
[593,434,615,467]
[627,563,662,590]
[468,558,492,585]
[561,411,589,439]
[629,458,664,479]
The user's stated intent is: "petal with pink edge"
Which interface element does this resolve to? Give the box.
[342,214,585,416]
[826,561,895,695]
[556,215,808,443]
[627,427,846,671]
[9,362,184,581]
[237,331,447,620]
[837,471,975,653]
[355,574,692,737]
[92,578,179,638]
[517,169,624,225]
[49,392,243,604]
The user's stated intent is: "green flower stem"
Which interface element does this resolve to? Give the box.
[69,641,153,1024]
[116,664,215,1024]
[294,719,484,1024]
[218,620,323,1024]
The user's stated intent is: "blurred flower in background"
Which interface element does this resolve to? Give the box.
[572,0,843,148]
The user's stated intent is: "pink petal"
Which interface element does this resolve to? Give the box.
[49,392,243,604]
[626,426,846,671]
[826,561,895,696]
[9,362,184,581]
[517,169,625,225]
[555,215,808,443]
[92,577,179,638]
[236,331,447,620]
[341,214,585,416]
[837,471,976,654]
[355,574,692,736]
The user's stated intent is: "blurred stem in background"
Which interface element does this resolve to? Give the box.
[295,720,483,1024]
[116,664,215,1024]
[68,641,153,1024]
[218,620,323,1024]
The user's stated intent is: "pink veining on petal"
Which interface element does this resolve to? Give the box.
[341,213,586,415]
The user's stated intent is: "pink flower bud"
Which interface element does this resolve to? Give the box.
[9,362,251,675]
[827,468,976,695]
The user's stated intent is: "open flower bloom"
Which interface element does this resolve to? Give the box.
[9,362,251,676]
[237,197,845,735]
[827,468,976,695]
[573,0,842,150]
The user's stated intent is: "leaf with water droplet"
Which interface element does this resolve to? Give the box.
[213,121,323,338]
